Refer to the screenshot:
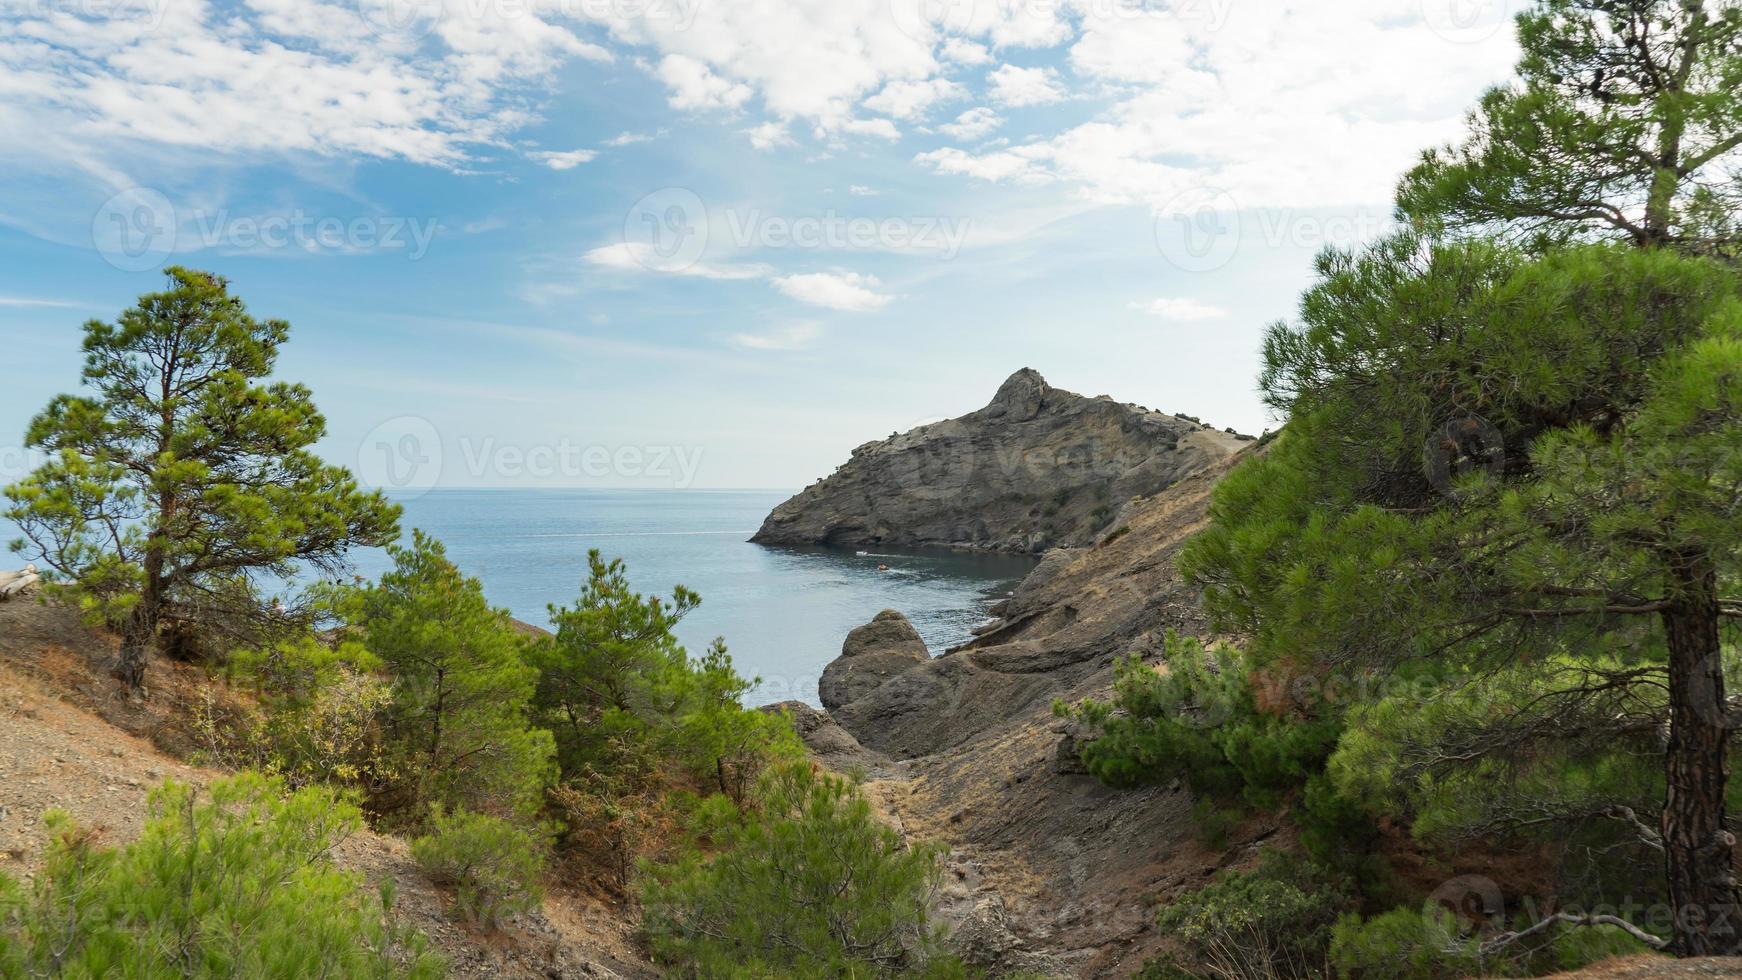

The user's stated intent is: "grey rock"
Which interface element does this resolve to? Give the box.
[824,455,1239,760]
[750,368,1242,554]
[759,700,893,776]
[818,609,929,711]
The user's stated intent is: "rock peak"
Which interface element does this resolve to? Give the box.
[984,367,1049,420]
[751,367,1241,554]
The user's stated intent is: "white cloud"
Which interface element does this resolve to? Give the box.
[848,185,878,196]
[658,54,753,112]
[0,0,614,170]
[839,117,901,140]
[913,145,1053,185]
[604,131,654,146]
[987,64,1065,107]
[745,121,794,151]
[584,243,771,280]
[939,107,1003,141]
[771,272,892,311]
[0,0,1522,249]
[923,6,1518,212]
[529,148,597,170]
[0,295,78,308]
[940,38,991,66]
[1129,297,1230,322]
[732,322,823,350]
[863,78,964,120]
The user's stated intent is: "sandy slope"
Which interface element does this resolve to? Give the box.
[0,596,655,979]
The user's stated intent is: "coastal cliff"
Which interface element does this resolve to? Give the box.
[777,452,1244,974]
[750,368,1248,554]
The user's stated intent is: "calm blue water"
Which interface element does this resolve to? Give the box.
[4,490,1036,706]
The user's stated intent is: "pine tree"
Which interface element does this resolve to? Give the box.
[1399,0,1742,253]
[1185,3,1742,954]
[3,268,400,686]
[526,549,700,779]
[1183,239,1742,955]
[347,532,556,824]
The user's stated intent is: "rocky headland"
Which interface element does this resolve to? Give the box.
[750,368,1249,555]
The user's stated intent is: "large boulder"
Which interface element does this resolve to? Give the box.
[750,368,1246,554]
[760,700,894,776]
[817,609,930,711]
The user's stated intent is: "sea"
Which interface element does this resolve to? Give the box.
[4,490,1038,707]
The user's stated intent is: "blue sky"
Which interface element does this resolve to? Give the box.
[0,0,1522,490]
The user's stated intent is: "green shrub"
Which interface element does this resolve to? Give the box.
[411,807,548,929]
[641,762,955,977]
[1057,633,1340,807]
[549,769,685,894]
[1188,798,1243,850]
[0,773,442,978]
[199,636,398,791]
[1149,851,1346,980]
[1330,902,1649,980]
[1328,907,1480,980]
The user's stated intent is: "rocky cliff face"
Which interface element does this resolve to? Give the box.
[751,368,1247,554]
[782,453,1253,975]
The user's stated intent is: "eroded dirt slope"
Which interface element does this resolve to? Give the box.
[0,597,655,979]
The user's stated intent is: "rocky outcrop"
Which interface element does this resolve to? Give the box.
[817,453,1234,761]
[787,450,1257,975]
[0,564,40,600]
[751,369,1246,554]
[761,700,897,777]
[818,609,930,711]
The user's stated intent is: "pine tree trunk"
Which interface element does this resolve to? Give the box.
[1660,550,1741,956]
[113,601,153,688]
[112,550,163,688]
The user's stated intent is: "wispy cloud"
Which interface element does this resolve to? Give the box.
[771,272,891,312]
[529,149,598,170]
[732,322,823,350]
[584,243,772,280]
[1129,297,1230,322]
